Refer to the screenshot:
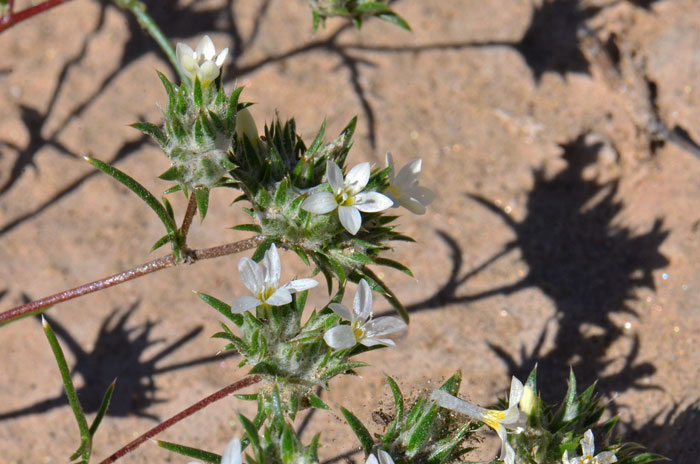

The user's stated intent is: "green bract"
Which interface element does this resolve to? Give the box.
[306,0,411,31]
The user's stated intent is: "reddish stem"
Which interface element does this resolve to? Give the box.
[0,235,263,326]
[99,375,262,464]
[179,192,198,244]
[0,0,74,32]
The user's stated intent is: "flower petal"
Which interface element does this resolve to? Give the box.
[199,60,220,84]
[338,205,362,235]
[364,316,406,338]
[354,191,393,212]
[400,197,427,215]
[396,158,422,186]
[302,192,338,214]
[360,337,395,347]
[581,429,595,457]
[597,451,618,464]
[215,47,229,67]
[231,295,262,313]
[365,454,379,464]
[196,35,216,60]
[503,441,516,464]
[326,160,345,192]
[176,43,194,68]
[353,279,373,322]
[222,438,242,464]
[323,325,357,349]
[508,376,524,408]
[179,54,199,80]
[265,287,292,306]
[430,389,487,421]
[344,162,370,195]
[377,450,395,464]
[238,257,264,294]
[328,303,352,322]
[412,185,435,205]
[282,278,319,293]
[263,243,281,290]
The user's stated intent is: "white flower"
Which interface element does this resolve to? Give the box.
[231,243,318,313]
[301,160,393,235]
[431,377,527,464]
[384,152,435,215]
[188,437,241,464]
[236,107,258,143]
[365,450,395,464]
[323,279,406,349]
[562,429,617,464]
[176,35,229,86]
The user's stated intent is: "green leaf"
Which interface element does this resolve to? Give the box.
[131,122,167,146]
[359,267,409,323]
[382,376,404,444]
[157,71,176,114]
[340,407,373,454]
[195,188,209,221]
[193,76,203,107]
[281,426,295,462]
[43,317,91,462]
[353,2,391,14]
[163,184,182,195]
[251,239,274,262]
[406,403,438,454]
[150,233,170,252]
[86,157,178,242]
[196,292,243,326]
[379,12,411,31]
[162,196,175,220]
[235,393,259,401]
[158,165,180,181]
[238,414,260,452]
[320,361,367,381]
[227,86,244,133]
[306,120,326,158]
[157,440,220,463]
[290,245,310,266]
[231,223,262,233]
[374,257,414,277]
[439,370,462,396]
[88,379,115,437]
[308,392,329,410]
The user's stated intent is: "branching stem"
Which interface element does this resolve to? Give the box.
[98,375,262,464]
[0,235,263,327]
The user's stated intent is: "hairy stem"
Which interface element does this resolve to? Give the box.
[0,235,263,327]
[99,375,262,464]
[179,192,198,244]
[111,0,187,83]
[0,0,73,32]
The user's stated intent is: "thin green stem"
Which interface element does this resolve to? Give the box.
[43,317,92,463]
[111,0,187,83]
[0,235,264,327]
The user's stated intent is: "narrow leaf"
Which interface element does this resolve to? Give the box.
[340,407,373,454]
[157,440,220,463]
[88,379,115,437]
[195,188,209,221]
[196,292,243,326]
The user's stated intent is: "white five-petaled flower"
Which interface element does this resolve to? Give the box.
[365,450,395,464]
[231,243,318,313]
[384,152,435,215]
[301,160,393,235]
[431,377,527,464]
[323,279,406,349]
[176,35,229,86]
[188,437,241,464]
[562,429,617,464]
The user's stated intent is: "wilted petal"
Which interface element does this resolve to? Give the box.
[231,295,262,314]
[326,160,345,192]
[221,438,242,464]
[282,278,319,293]
[302,192,338,214]
[328,303,353,322]
[344,162,370,195]
[195,35,216,60]
[354,191,393,213]
[338,205,362,235]
[364,316,406,338]
[353,279,373,322]
[265,287,292,306]
[238,257,264,294]
[263,243,281,289]
[323,325,357,349]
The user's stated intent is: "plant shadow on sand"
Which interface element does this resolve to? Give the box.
[0,301,235,422]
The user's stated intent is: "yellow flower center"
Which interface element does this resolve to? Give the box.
[351,320,365,341]
[386,185,400,198]
[335,189,355,207]
[258,286,275,302]
[580,455,597,464]
[481,409,507,431]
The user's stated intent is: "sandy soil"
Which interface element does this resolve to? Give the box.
[1,0,699,463]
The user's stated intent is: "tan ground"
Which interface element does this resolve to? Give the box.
[1,0,699,463]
